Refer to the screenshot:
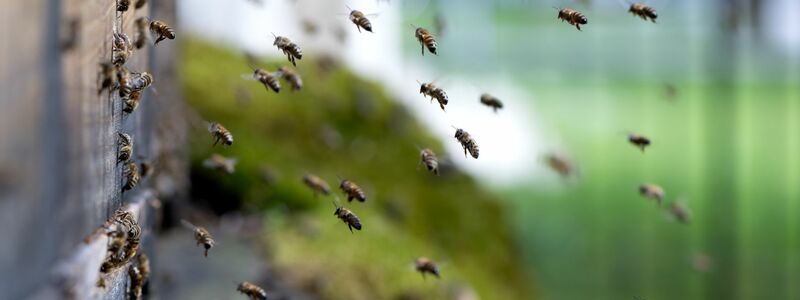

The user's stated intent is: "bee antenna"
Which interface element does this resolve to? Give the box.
[345,4,352,11]
[271,32,277,39]
[450,125,458,130]
[410,23,418,29]
[180,219,195,229]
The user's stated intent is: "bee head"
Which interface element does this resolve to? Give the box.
[334,207,342,215]
[419,82,429,94]
[454,128,464,138]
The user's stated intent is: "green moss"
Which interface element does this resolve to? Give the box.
[181,38,534,299]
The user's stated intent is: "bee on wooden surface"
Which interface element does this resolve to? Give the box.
[181,220,215,257]
[134,0,147,10]
[128,265,144,300]
[454,128,479,159]
[60,18,79,52]
[339,179,366,202]
[303,173,331,197]
[556,7,588,31]
[120,71,153,98]
[628,133,651,152]
[249,68,281,93]
[118,133,133,164]
[668,200,690,224]
[347,7,374,33]
[543,153,576,178]
[479,93,503,113]
[136,253,150,279]
[150,20,175,45]
[97,62,117,95]
[418,81,448,111]
[123,90,142,114]
[112,33,133,66]
[333,202,362,233]
[414,26,437,55]
[202,153,237,174]
[134,17,149,49]
[208,122,234,146]
[639,183,664,206]
[123,162,140,192]
[419,148,439,175]
[277,66,302,91]
[117,0,130,11]
[629,3,657,23]
[237,281,268,300]
[272,34,303,66]
[414,257,440,279]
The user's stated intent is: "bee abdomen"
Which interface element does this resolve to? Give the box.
[265,76,281,92]
[358,18,373,32]
[347,214,362,230]
[423,36,437,54]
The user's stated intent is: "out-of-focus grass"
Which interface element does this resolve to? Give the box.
[181,39,533,299]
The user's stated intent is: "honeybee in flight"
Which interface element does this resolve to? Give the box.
[208,122,233,146]
[150,20,175,45]
[454,128,479,159]
[414,26,438,55]
[272,34,303,66]
[418,81,448,111]
[542,153,576,179]
[480,93,503,113]
[303,173,331,197]
[419,148,439,175]
[414,257,441,279]
[333,201,362,233]
[181,220,215,257]
[668,200,690,224]
[123,162,140,192]
[248,68,281,93]
[118,133,133,163]
[629,3,657,23]
[277,66,302,91]
[627,133,651,152]
[639,183,664,206]
[134,17,149,49]
[347,6,374,33]
[237,281,268,300]
[203,153,237,174]
[112,33,133,66]
[339,179,366,202]
[556,7,588,31]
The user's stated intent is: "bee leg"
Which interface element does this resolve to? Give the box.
[576,24,581,31]
[213,137,219,146]
[463,147,468,157]
[420,44,424,56]
[348,225,353,233]
[356,24,361,33]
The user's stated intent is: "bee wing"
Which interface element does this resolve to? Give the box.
[240,74,257,81]
[180,219,197,230]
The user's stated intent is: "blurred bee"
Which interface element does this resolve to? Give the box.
[629,3,657,23]
[134,0,147,10]
[628,133,651,152]
[418,81,448,111]
[414,26,437,55]
[60,18,79,52]
[301,19,319,35]
[97,62,117,95]
[259,165,278,185]
[272,34,303,66]
[479,93,503,113]
[149,20,175,45]
[203,153,237,174]
[120,71,153,98]
[419,148,439,175]
[414,257,440,279]
[208,122,234,146]
[668,201,690,224]
[664,83,677,101]
[112,33,133,66]
[181,220,215,257]
[137,253,150,279]
[249,68,281,93]
[556,7,588,31]
[347,7,374,33]
[277,66,302,91]
[128,265,143,300]
[339,179,366,202]
[118,133,133,164]
[639,183,664,206]
[237,281,268,300]
[454,128,479,159]
[123,90,142,114]
[123,162,140,192]
[117,0,130,11]
[543,153,576,178]
[134,17,149,49]
[303,173,331,197]
[139,160,153,178]
[333,202,362,232]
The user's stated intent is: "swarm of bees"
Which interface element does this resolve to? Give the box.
[98,210,141,285]
[543,153,577,179]
[181,220,215,257]
[237,281,268,300]
[112,33,133,66]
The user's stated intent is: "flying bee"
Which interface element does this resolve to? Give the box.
[333,202,362,233]
[628,133,651,152]
[419,148,439,175]
[664,83,677,101]
[479,93,503,113]
[339,179,366,202]
[454,128,479,159]
[629,3,657,23]
[303,173,331,197]
[543,153,576,178]
[418,81,448,111]
[128,265,144,300]
[123,90,142,114]
[414,257,440,279]
[277,66,302,91]
[639,183,664,206]
[202,153,237,174]
[237,281,268,300]
[117,0,130,11]
[249,68,281,93]
[97,62,117,95]
[123,162,140,192]
[134,0,147,9]
[181,220,215,257]
[347,7,374,33]
[669,200,690,224]
[112,33,133,66]
[414,26,437,55]
[272,34,303,66]
[134,17,149,49]
[149,20,175,45]
[556,7,588,31]
[118,133,133,163]
[208,122,234,146]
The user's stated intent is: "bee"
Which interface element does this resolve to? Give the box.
[117,0,130,11]
[137,253,150,279]
[414,257,440,278]
[628,133,651,152]
[208,122,234,146]
[664,83,677,101]
[303,173,331,197]
[237,281,268,300]
[339,179,366,202]
[479,93,503,113]
[542,153,576,178]
[629,3,657,23]
[123,90,142,114]
[150,20,175,45]
[639,183,664,206]
[120,71,153,98]
[181,220,215,257]
[454,128,479,159]
[669,201,690,224]
[333,203,362,233]
[128,265,144,300]
[348,7,374,33]
[277,66,302,91]
[112,33,133,66]
[556,7,588,31]
[134,0,147,10]
[202,153,237,174]
[134,17,149,49]
[301,19,319,35]
[139,160,153,178]
[118,133,133,164]
[414,26,437,55]
[251,68,281,93]
[272,34,303,66]
[123,162,140,192]
[97,62,117,95]
[419,148,439,175]
[60,18,79,52]
[418,81,448,111]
